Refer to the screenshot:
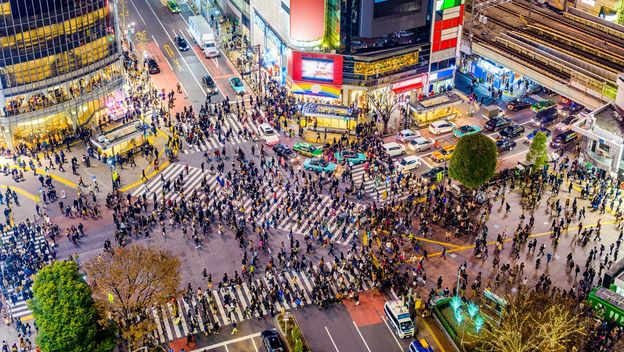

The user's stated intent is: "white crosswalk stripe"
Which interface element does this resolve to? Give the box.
[351,164,415,204]
[131,164,218,202]
[181,115,261,154]
[150,269,374,343]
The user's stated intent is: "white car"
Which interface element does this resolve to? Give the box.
[428,120,456,135]
[407,137,434,152]
[395,155,422,173]
[382,142,406,157]
[259,123,279,146]
[396,129,421,143]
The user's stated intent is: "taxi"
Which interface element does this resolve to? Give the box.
[334,150,366,165]
[409,338,434,352]
[293,142,323,157]
[431,144,455,163]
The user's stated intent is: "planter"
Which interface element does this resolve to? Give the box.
[276,312,311,352]
[433,297,486,352]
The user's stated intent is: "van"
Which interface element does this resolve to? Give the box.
[532,107,558,127]
[384,300,414,338]
[550,130,577,149]
[382,142,406,157]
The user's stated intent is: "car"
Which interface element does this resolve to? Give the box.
[202,41,220,58]
[506,98,532,111]
[174,35,189,51]
[428,120,456,135]
[532,107,558,127]
[409,338,434,352]
[484,116,512,132]
[292,142,323,157]
[202,75,218,95]
[273,144,299,163]
[395,155,422,173]
[550,130,578,149]
[408,137,434,152]
[556,114,581,132]
[146,59,160,74]
[382,142,406,157]
[531,99,556,112]
[431,144,456,163]
[420,167,448,183]
[396,129,421,143]
[260,329,286,352]
[258,123,279,146]
[452,125,481,138]
[303,157,337,173]
[526,127,552,142]
[334,150,366,166]
[229,77,246,95]
[558,103,584,117]
[498,124,525,139]
[496,138,517,152]
[167,0,180,13]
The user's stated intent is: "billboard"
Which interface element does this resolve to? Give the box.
[290,0,325,42]
[289,51,343,86]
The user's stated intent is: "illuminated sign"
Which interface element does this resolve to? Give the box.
[289,51,343,85]
[391,75,426,93]
[581,0,596,5]
[354,52,419,75]
[302,58,334,82]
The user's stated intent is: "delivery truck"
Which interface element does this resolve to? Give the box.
[188,16,219,58]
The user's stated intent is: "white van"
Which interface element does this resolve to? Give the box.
[259,123,279,146]
[382,142,406,157]
[384,300,414,338]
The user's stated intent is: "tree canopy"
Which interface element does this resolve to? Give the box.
[526,131,549,173]
[29,260,114,352]
[448,133,498,188]
[83,245,181,349]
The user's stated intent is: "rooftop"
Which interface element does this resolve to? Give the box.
[594,103,624,137]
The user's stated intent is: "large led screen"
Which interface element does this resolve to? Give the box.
[301,58,335,82]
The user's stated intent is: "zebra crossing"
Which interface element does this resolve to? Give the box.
[180,115,260,154]
[131,163,215,202]
[150,264,375,343]
[351,164,413,204]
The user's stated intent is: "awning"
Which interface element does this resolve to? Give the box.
[290,81,341,99]
[392,76,425,94]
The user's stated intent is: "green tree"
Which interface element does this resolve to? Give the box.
[525,131,549,172]
[29,261,115,352]
[448,133,498,188]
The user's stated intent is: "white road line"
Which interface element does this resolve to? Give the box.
[142,0,207,95]
[152,35,160,47]
[353,321,373,352]
[194,332,262,351]
[381,316,405,352]
[128,0,147,25]
[325,326,340,352]
[180,27,226,98]
[499,149,528,161]
[179,82,189,96]
[251,337,259,352]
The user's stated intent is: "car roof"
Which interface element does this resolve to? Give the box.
[400,129,415,134]
[403,155,419,161]
[383,142,401,148]
[259,123,272,129]
[411,137,429,143]
[432,120,449,126]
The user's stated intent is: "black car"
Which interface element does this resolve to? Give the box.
[550,130,578,149]
[559,103,584,117]
[499,124,525,139]
[496,138,517,152]
[485,116,512,131]
[174,35,189,51]
[146,59,160,74]
[420,167,448,183]
[261,329,286,352]
[273,143,299,163]
[506,98,531,111]
[533,107,558,127]
[202,75,218,95]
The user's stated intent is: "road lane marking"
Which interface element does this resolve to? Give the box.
[164,44,175,57]
[152,35,160,47]
[128,0,147,25]
[352,321,373,352]
[325,326,340,352]
[142,0,207,95]
[251,338,259,352]
[381,316,405,352]
[194,332,262,351]
[422,318,445,352]
[180,28,227,98]
[0,185,38,202]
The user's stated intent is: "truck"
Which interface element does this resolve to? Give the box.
[188,16,219,58]
[482,104,504,120]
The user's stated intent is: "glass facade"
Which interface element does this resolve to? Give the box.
[0,0,124,148]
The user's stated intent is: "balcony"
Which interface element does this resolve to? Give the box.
[585,149,614,169]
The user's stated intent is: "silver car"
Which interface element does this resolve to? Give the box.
[408,137,434,152]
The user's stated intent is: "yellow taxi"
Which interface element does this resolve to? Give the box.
[431,144,456,163]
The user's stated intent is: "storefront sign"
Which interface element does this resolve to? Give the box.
[289,51,343,85]
[429,67,454,82]
[391,75,426,93]
[354,52,419,76]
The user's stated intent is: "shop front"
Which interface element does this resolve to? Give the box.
[298,102,358,133]
[462,56,519,91]
[409,92,465,127]
[428,67,455,94]
[252,10,287,84]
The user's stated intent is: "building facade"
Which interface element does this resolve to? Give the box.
[218,0,464,105]
[0,0,125,149]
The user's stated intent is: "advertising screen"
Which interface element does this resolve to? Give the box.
[301,58,334,82]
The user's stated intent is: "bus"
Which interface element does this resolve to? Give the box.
[587,287,624,327]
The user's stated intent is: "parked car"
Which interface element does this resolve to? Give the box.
[484,116,512,131]
[202,75,218,95]
[396,129,421,143]
[526,127,552,142]
[146,59,160,74]
[531,99,556,112]
[550,130,578,149]
[556,114,581,132]
[420,166,448,183]
[382,142,406,157]
[431,144,456,163]
[498,124,525,139]
[428,119,456,135]
[408,137,434,152]
[303,158,337,173]
[174,35,189,51]
[506,98,531,111]
[334,150,367,165]
[532,107,558,127]
[292,142,323,157]
[395,155,422,173]
[272,144,299,163]
[496,138,517,152]
[258,123,279,145]
[229,77,246,95]
[261,329,286,352]
[452,125,481,138]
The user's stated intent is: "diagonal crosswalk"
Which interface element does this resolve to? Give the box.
[131,164,216,202]
[150,268,375,343]
[181,115,260,154]
[351,164,415,204]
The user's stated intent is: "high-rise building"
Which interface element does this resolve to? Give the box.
[218,0,464,105]
[0,0,125,149]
